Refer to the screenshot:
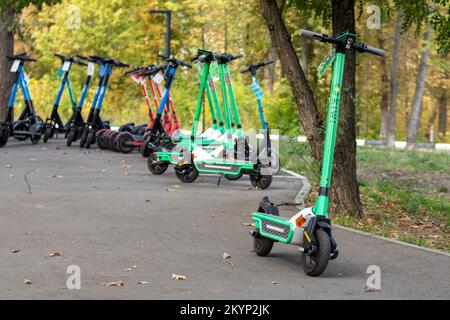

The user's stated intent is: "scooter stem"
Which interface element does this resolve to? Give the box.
[313,52,346,218]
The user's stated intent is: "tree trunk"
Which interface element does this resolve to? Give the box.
[0,6,15,122]
[259,0,323,158]
[407,28,431,148]
[387,11,403,147]
[259,0,363,217]
[378,34,389,141]
[438,85,448,139]
[330,0,363,217]
[427,107,438,143]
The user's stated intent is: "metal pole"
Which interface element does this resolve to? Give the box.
[149,10,172,58]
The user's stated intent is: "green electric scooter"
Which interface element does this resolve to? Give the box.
[152,50,273,189]
[251,30,385,276]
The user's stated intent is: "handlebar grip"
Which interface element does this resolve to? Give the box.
[365,45,386,57]
[262,60,275,67]
[299,29,324,40]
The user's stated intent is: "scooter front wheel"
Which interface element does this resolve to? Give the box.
[43,126,52,143]
[0,126,10,148]
[85,131,95,149]
[147,153,169,175]
[301,229,331,277]
[253,235,274,257]
[67,130,75,147]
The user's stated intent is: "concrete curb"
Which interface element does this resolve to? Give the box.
[334,225,450,257]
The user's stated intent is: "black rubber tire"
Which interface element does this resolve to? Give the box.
[85,131,95,149]
[118,133,135,154]
[67,130,75,147]
[250,175,273,190]
[141,139,152,157]
[147,153,169,175]
[0,127,10,148]
[43,127,52,143]
[224,173,244,181]
[175,164,199,184]
[253,236,274,257]
[79,129,88,148]
[30,134,41,145]
[301,229,331,277]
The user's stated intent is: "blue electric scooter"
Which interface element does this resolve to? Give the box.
[241,61,280,176]
[79,56,129,149]
[0,53,44,147]
[65,55,98,146]
[42,54,87,143]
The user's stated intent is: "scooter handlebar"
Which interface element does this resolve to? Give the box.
[7,53,35,62]
[159,55,192,69]
[241,60,275,74]
[299,29,327,41]
[354,43,386,57]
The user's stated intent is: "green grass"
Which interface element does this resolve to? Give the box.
[280,141,450,252]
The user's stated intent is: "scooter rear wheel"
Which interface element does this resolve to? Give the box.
[147,153,169,175]
[250,174,273,190]
[253,235,274,257]
[175,164,199,184]
[301,229,331,277]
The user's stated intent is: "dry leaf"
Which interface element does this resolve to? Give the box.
[167,188,176,192]
[172,185,181,189]
[365,285,381,293]
[23,279,32,285]
[51,174,64,179]
[101,169,107,173]
[223,252,231,260]
[49,252,63,257]
[242,223,255,227]
[5,164,12,168]
[272,281,277,285]
[137,281,150,285]
[103,281,124,287]
[12,249,20,253]
[172,273,187,281]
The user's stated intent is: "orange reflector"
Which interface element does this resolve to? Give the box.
[296,216,306,228]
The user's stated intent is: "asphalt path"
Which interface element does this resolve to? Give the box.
[0,139,448,300]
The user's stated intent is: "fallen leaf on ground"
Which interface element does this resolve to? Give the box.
[12,249,20,253]
[172,185,181,189]
[23,279,32,285]
[137,281,150,285]
[242,223,255,227]
[272,281,277,285]
[101,169,107,173]
[145,199,151,203]
[167,188,176,192]
[223,252,231,260]
[50,175,64,179]
[172,274,187,281]
[123,265,138,272]
[365,285,381,293]
[48,252,63,257]
[9,174,14,178]
[5,164,12,168]
[103,281,124,287]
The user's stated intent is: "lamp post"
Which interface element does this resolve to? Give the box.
[148,9,172,58]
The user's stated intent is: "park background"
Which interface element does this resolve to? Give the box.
[0,0,448,251]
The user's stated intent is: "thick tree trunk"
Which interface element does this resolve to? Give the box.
[378,34,389,141]
[259,0,323,159]
[407,28,431,148]
[387,12,403,147]
[259,0,363,217]
[0,6,15,122]
[330,0,363,217]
